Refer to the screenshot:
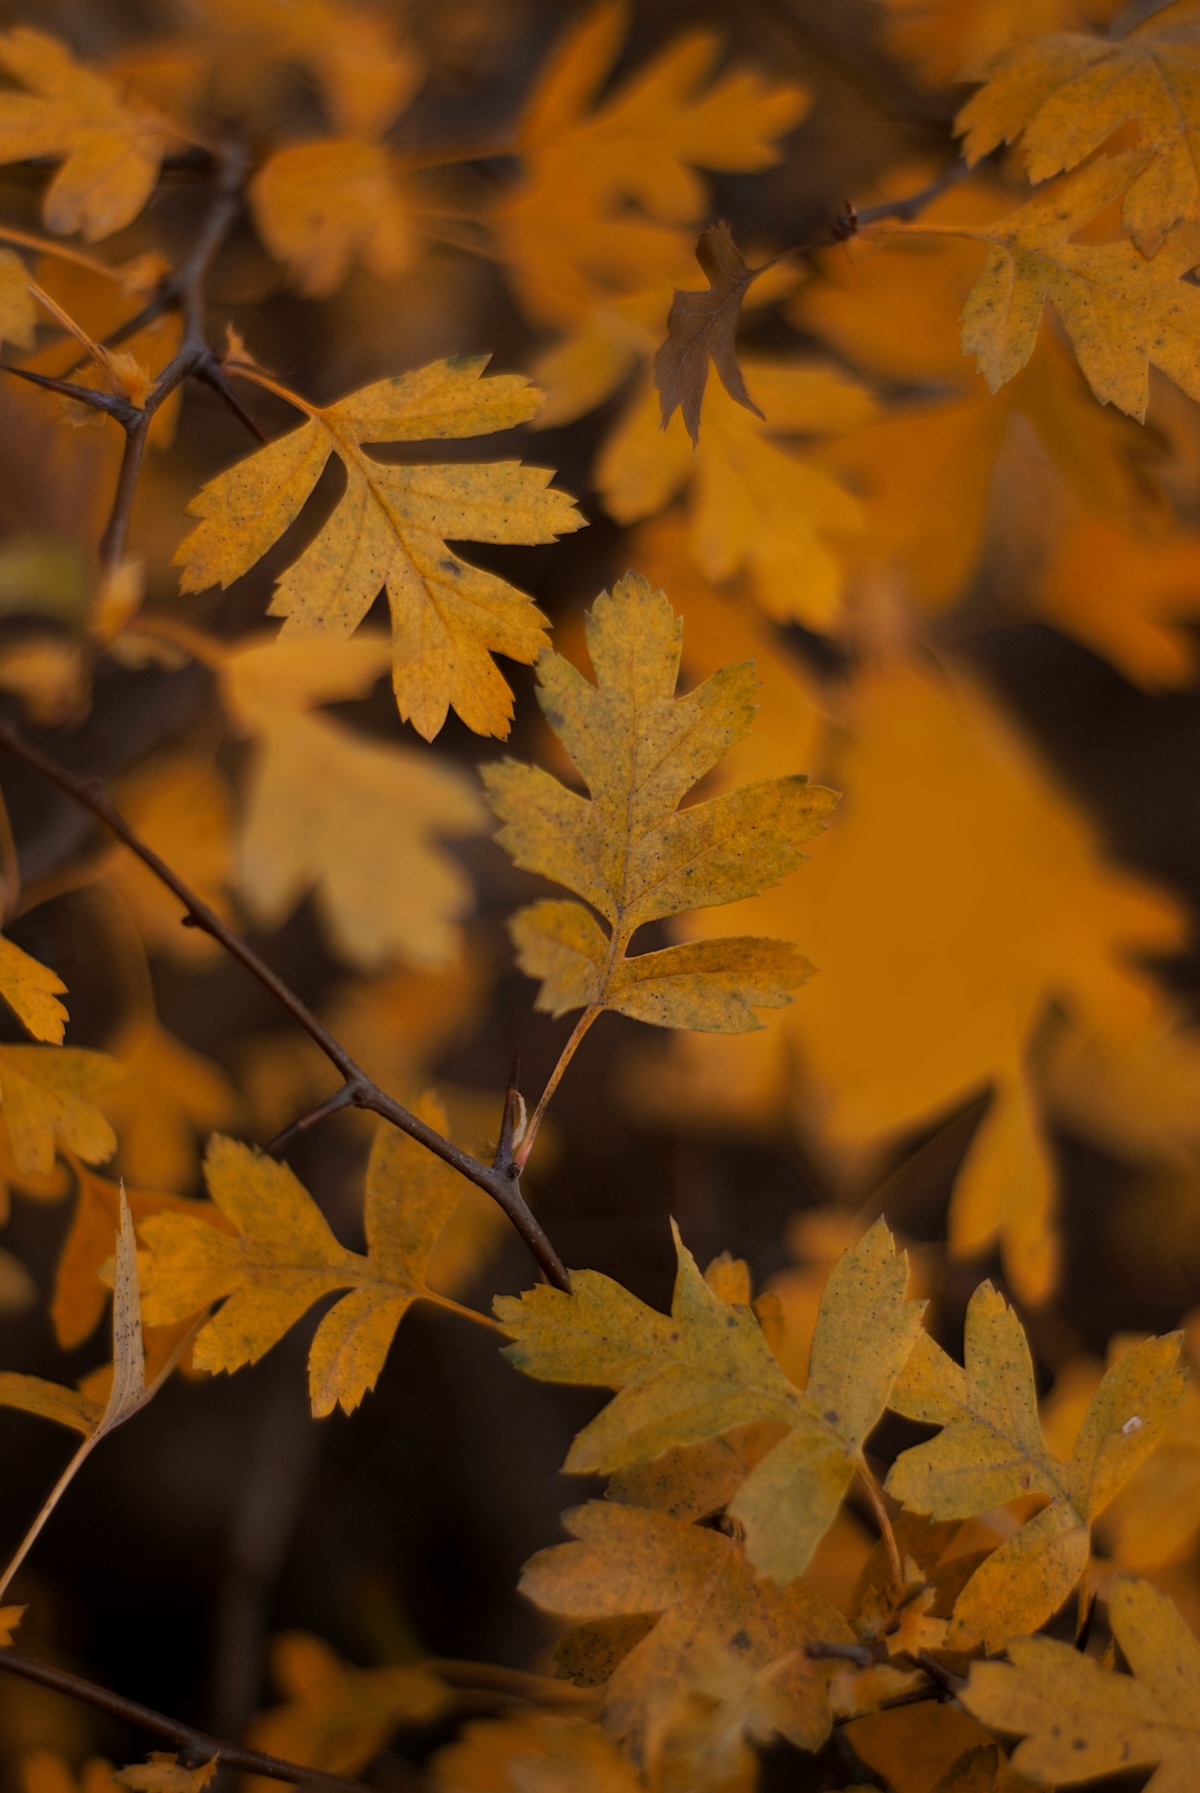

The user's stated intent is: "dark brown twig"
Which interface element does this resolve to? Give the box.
[0,1649,370,1792]
[90,140,254,574]
[805,1640,887,1666]
[0,362,136,420]
[0,720,569,1290]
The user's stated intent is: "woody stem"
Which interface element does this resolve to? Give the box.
[0,721,570,1291]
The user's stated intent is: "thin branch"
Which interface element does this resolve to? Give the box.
[0,1650,372,1792]
[0,361,134,420]
[805,1640,887,1666]
[265,1084,361,1155]
[0,721,569,1291]
[98,410,150,574]
[193,349,270,442]
[750,159,971,282]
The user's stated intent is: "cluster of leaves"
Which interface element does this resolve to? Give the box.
[2,2,1200,1792]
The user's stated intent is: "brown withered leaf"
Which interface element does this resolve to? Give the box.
[654,222,763,444]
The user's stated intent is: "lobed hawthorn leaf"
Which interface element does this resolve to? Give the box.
[249,1632,448,1780]
[0,28,175,240]
[963,1573,1200,1787]
[138,1097,481,1417]
[958,0,1200,255]
[174,357,584,742]
[519,1499,852,1761]
[887,1281,1183,1650]
[432,1714,641,1793]
[654,221,763,443]
[484,572,834,1035]
[0,934,67,1044]
[955,149,1200,419]
[497,0,808,330]
[498,1219,924,1584]
[0,1045,120,1177]
[218,634,486,970]
[249,137,414,299]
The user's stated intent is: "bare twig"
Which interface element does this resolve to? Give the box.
[805,1640,887,1666]
[0,721,569,1291]
[0,1650,372,1792]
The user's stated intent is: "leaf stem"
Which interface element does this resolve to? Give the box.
[0,224,127,278]
[857,1459,903,1587]
[419,1291,506,1335]
[514,1005,601,1174]
[0,721,570,1292]
[0,1431,99,1601]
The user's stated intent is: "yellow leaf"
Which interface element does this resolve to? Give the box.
[519,1500,851,1759]
[645,631,1187,1302]
[0,1046,119,1177]
[497,2,806,328]
[598,362,875,627]
[20,1759,119,1793]
[0,1372,100,1435]
[1034,509,1200,690]
[878,0,1122,85]
[955,150,1200,418]
[0,1603,23,1645]
[847,1700,1024,1793]
[0,639,87,727]
[0,936,66,1044]
[201,0,421,140]
[963,1573,1200,1784]
[50,1163,196,1350]
[887,1283,1183,1648]
[250,138,414,297]
[958,4,1200,255]
[793,176,1166,611]
[100,1023,241,1192]
[139,1098,478,1416]
[219,634,485,967]
[499,1220,924,1584]
[114,1759,214,1793]
[174,359,583,740]
[484,571,833,1034]
[248,1631,447,1781]
[434,1716,639,1793]
[0,28,174,240]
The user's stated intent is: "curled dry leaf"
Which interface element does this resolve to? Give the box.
[654,221,763,444]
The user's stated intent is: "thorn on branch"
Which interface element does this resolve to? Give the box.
[0,362,136,422]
